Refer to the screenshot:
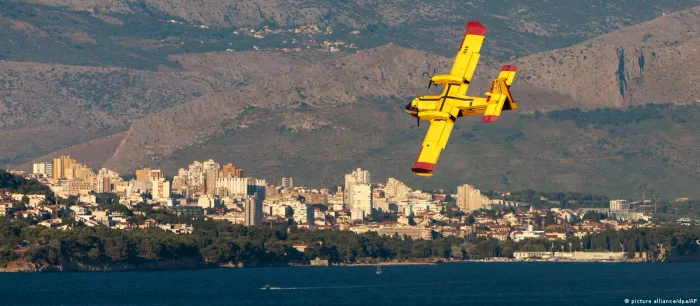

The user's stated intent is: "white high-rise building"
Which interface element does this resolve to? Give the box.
[345,168,370,186]
[187,161,204,186]
[216,177,248,198]
[456,184,488,212]
[244,196,263,226]
[610,199,630,212]
[32,162,53,178]
[32,162,46,175]
[349,183,372,215]
[344,168,370,206]
[152,178,171,200]
[385,178,409,201]
[185,159,219,188]
[351,209,365,220]
[247,178,266,201]
[291,201,314,225]
[202,159,220,172]
[94,168,122,193]
[281,177,294,189]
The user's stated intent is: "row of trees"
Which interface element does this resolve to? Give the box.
[542,103,673,128]
[494,189,611,208]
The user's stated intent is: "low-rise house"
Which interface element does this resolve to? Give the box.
[38,219,62,228]
[158,224,193,234]
[491,231,510,241]
[489,224,511,234]
[292,242,308,253]
[545,231,567,240]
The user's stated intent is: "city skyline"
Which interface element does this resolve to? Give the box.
[5,154,662,230]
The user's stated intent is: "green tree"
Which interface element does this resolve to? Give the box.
[544,211,556,226]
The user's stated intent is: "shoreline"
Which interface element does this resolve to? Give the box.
[0,258,666,273]
[338,262,439,267]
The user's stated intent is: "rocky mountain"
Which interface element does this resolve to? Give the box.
[513,6,700,109]
[3,2,700,198]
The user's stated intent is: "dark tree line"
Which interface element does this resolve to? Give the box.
[544,103,673,128]
[483,189,610,209]
[1,212,699,268]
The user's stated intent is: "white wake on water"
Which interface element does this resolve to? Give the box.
[262,285,374,290]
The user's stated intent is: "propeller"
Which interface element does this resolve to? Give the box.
[423,68,437,89]
[405,101,420,127]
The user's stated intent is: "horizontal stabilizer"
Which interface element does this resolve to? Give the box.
[483,65,517,123]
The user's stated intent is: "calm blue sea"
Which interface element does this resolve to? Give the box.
[1,262,699,306]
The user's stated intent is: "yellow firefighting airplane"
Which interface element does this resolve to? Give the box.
[405,21,518,177]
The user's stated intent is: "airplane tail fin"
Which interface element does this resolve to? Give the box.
[483,65,518,123]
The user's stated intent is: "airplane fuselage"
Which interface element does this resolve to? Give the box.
[405,83,489,121]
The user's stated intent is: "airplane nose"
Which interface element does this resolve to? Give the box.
[405,102,417,115]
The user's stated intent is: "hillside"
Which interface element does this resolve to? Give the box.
[0,60,238,164]
[24,0,698,29]
[5,0,699,67]
[151,102,700,199]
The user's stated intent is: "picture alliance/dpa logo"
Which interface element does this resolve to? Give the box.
[624,299,698,304]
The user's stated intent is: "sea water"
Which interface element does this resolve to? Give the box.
[1,262,699,305]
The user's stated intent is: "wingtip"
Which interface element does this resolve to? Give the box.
[501,65,517,72]
[482,115,499,123]
[411,162,436,176]
[466,21,488,36]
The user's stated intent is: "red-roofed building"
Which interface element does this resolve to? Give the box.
[489,224,511,233]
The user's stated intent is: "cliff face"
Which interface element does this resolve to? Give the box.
[660,243,700,262]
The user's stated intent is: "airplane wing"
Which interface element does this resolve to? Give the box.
[428,22,487,94]
[451,21,487,95]
[411,119,455,176]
